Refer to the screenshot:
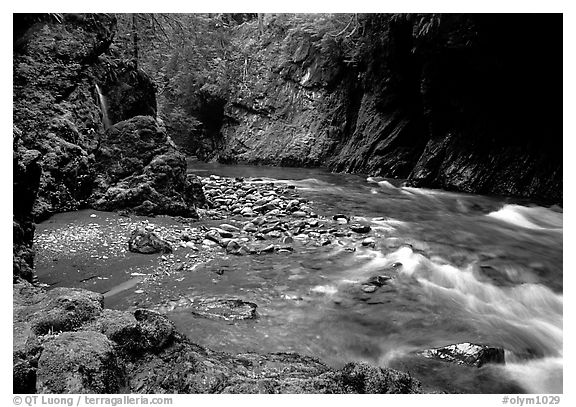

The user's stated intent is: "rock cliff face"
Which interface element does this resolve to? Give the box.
[13,13,204,279]
[188,14,561,204]
[14,14,116,221]
[13,14,197,222]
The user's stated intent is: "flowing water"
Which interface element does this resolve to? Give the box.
[34,159,563,394]
[95,84,111,129]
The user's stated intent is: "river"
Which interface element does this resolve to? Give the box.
[34,159,563,394]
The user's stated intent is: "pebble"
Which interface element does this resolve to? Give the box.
[351,224,371,233]
[362,237,376,248]
[219,223,240,233]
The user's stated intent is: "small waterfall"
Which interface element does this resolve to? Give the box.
[95,84,111,130]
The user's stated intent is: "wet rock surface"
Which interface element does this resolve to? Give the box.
[419,342,505,368]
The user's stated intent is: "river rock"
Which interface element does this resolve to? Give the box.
[286,199,300,212]
[128,227,172,254]
[211,227,234,238]
[225,240,242,254]
[361,285,377,293]
[333,214,350,223]
[242,222,258,233]
[188,299,258,321]
[133,309,176,350]
[293,211,307,217]
[219,223,240,233]
[281,236,294,244]
[419,342,505,367]
[241,207,255,217]
[36,331,124,393]
[351,224,371,233]
[365,275,391,286]
[361,237,376,248]
[259,244,275,254]
[205,229,222,245]
[266,230,283,239]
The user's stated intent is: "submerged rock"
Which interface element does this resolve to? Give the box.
[419,342,505,367]
[365,275,392,287]
[128,227,172,254]
[188,298,258,321]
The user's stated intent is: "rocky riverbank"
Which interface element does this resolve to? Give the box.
[20,171,516,394]
[15,173,429,394]
[14,279,423,394]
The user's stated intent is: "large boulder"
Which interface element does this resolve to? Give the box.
[29,288,104,335]
[36,331,125,393]
[84,308,175,355]
[91,116,203,217]
[13,323,42,393]
[338,362,422,393]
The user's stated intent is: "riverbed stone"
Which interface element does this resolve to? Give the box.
[187,298,258,321]
[361,237,376,248]
[128,227,172,254]
[219,223,240,233]
[365,275,392,286]
[205,229,222,244]
[351,224,371,233]
[361,285,377,293]
[211,227,234,238]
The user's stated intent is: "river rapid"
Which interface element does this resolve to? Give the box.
[34,159,563,394]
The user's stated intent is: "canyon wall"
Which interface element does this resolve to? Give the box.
[180,14,561,204]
